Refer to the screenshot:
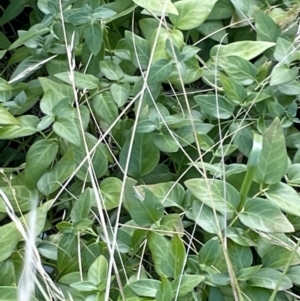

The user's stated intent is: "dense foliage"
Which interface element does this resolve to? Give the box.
[1,0,300,300]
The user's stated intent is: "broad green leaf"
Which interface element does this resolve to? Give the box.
[169,0,218,30]
[228,241,252,269]
[37,148,76,195]
[124,187,164,227]
[100,177,122,210]
[217,56,257,85]
[125,31,151,69]
[220,74,247,104]
[186,201,226,234]
[239,198,294,233]
[197,20,228,43]
[120,133,160,178]
[248,268,292,290]
[53,115,81,146]
[71,133,108,181]
[148,232,170,275]
[92,91,118,125]
[207,0,233,20]
[254,118,288,185]
[0,104,20,125]
[274,37,298,64]
[160,214,184,236]
[70,281,97,291]
[148,60,172,84]
[25,139,59,189]
[39,77,73,115]
[156,275,173,301]
[270,64,298,86]
[262,245,300,268]
[254,8,280,42]
[194,94,235,119]
[129,279,161,298]
[171,275,205,297]
[8,25,49,50]
[0,115,39,139]
[0,201,51,262]
[154,130,179,153]
[110,82,130,107]
[237,265,262,281]
[265,182,300,216]
[139,182,184,209]
[84,22,103,56]
[211,41,275,60]
[132,0,178,15]
[92,7,117,20]
[185,178,240,215]
[64,7,90,25]
[88,255,108,286]
[70,188,92,223]
[162,234,186,278]
[100,61,124,81]
[287,266,300,285]
[136,120,157,133]
[55,71,99,90]
[0,78,12,91]
[0,287,38,301]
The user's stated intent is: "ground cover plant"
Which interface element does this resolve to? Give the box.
[1,0,300,300]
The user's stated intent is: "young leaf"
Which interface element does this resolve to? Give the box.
[169,0,218,30]
[88,255,108,286]
[147,59,172,84]
[254,118,288,185]
[70,188,92,223]
[171,275,205,297]
[100,61,124,81]
[0,104,20,125]
[129,279,161,298]
[110,82,130,107]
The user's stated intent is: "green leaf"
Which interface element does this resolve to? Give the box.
[171,275,205,297]
[270,64,298,86]
[0,287,38,301]
[156,275,173,301]
[186,201,226,234]
[100,177,122,210]
[217,56,257,85]
[148,60,172,84]
[148,232,171,275]
[8,25,49,50]
[154,130,179,153]
[64,7,90,25]
[194,94,235,119]
[37,148,76,195]
[132,0,178,15]
[185,178,240,215]
[25,139,59,189]
[129,279,161,298]
[169,0,218,30]
[248,268,292,290]
[274,37,298,64]
[125,31,151,69]
[197,20,228,43]
[100,61,124,81]
[211,41,275,60]
[120,133,160,178]
[228,241,252,269]
[71,188,92,223]
[71,133,108,181]
[124,187,164,227]
[53,115,81,146]
[84,22,103,56]
[265,182,300,216]
[88,255,108,286]
[220,74,247,104]
[237,265,262,281]
[0,104,20,125]
[162,234,186,278]
[254,118,288,185]
[239,198,294,233]
[254,8,280,42]
[110,82,130,107]
[92,91,118,125]
[55,72,99,90]
[92,7,116,20]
